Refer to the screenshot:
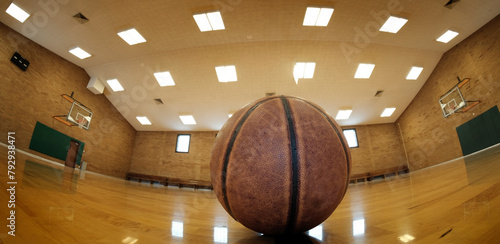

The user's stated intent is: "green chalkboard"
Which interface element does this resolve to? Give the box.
[456,106,500,156]
[29,122,85,165]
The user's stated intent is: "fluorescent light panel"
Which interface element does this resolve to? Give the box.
[154,71,175,86]
[6,3,30,23]
[136,116,151,125]
[215,65,237,82]
[379,16,408,33]
[193,11,225,32]
[117,28,146,45]
[179,115,196,125]
[106,79,124,92]
[336,110,352,120]
[381,107,396,117]
[436,30,459,43]
[69,47,91,59]
[293,62,316,83]
[406,67,423,80]
[303,7,334,26]
[354,63,375,79]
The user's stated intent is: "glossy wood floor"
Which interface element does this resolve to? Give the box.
[1,145,499,244]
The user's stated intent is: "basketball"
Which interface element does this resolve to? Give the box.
[210,95,351,235]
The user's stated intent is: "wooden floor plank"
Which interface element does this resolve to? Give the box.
[1,144,499,243]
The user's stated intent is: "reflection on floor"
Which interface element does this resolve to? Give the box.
[0,144,499,243]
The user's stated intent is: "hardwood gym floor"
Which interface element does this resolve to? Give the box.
[1,144,499,243]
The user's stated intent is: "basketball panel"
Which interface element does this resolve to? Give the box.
[225,98,292,234]
[210,99,262,214]
[287,98,350,232]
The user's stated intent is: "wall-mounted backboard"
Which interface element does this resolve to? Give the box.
[439,86,467,118]
[67,101,93,130]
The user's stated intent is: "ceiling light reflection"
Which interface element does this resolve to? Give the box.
[353,218,365,236]
[171,221,183,238]
[398,234,415,242]
[214,226,228,243]
[308,225,323,240]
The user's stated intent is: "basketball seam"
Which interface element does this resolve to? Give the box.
[281,96,300,234]
[220,96,278,221]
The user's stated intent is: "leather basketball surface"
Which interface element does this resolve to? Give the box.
[210,95,351,235]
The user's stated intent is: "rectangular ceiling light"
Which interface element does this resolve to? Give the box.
[379,16,408,33]
[136,116,151,125]
[436,30,459,43]
[303,7,334,26]
[106,79,125,92]
[117,28,146,45]
[215,65,237,82]
[193,11,225,32]
[154,71,175,86]
[69,47,91,59]
[179,115,196,125]
[354,63,375,79]
[293,62,316,83]
[335,109,352,120]
[381,107,396,117]
[6,2,30,23]
[207,12,225,30]
[406,66,423,80]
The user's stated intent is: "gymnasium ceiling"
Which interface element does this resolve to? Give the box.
[1,0,500,131]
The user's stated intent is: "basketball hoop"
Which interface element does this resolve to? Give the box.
[77,118,86,129]
[447,105,456,114]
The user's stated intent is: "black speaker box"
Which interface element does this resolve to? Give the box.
[11,52,30,71]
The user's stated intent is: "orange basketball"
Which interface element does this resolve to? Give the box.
[210,95,351,235]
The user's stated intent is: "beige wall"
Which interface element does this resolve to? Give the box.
[346,124,407,175]
[128,124,406,180]
[397,14,500,170]
[129,131,217,181]
[0,22,136,178]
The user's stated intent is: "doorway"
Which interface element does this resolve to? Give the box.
[65,140,80,168]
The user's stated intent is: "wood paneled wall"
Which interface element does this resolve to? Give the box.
[397,14,500,170]
[0,22,136,178]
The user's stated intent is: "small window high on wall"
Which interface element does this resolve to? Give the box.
[343,129,359,148]
[176,134,191,153]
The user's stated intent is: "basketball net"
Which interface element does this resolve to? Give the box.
[77,118,85,129]
[447,105,456,115]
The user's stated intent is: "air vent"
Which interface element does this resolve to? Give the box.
[444,0,460,9]
[154,98,164,105]
[73,13,89,24]
[265,92,276,97]
[375,90,384,97]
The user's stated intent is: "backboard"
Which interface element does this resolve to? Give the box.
[439,86,467,118]
[67,101,93,130]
